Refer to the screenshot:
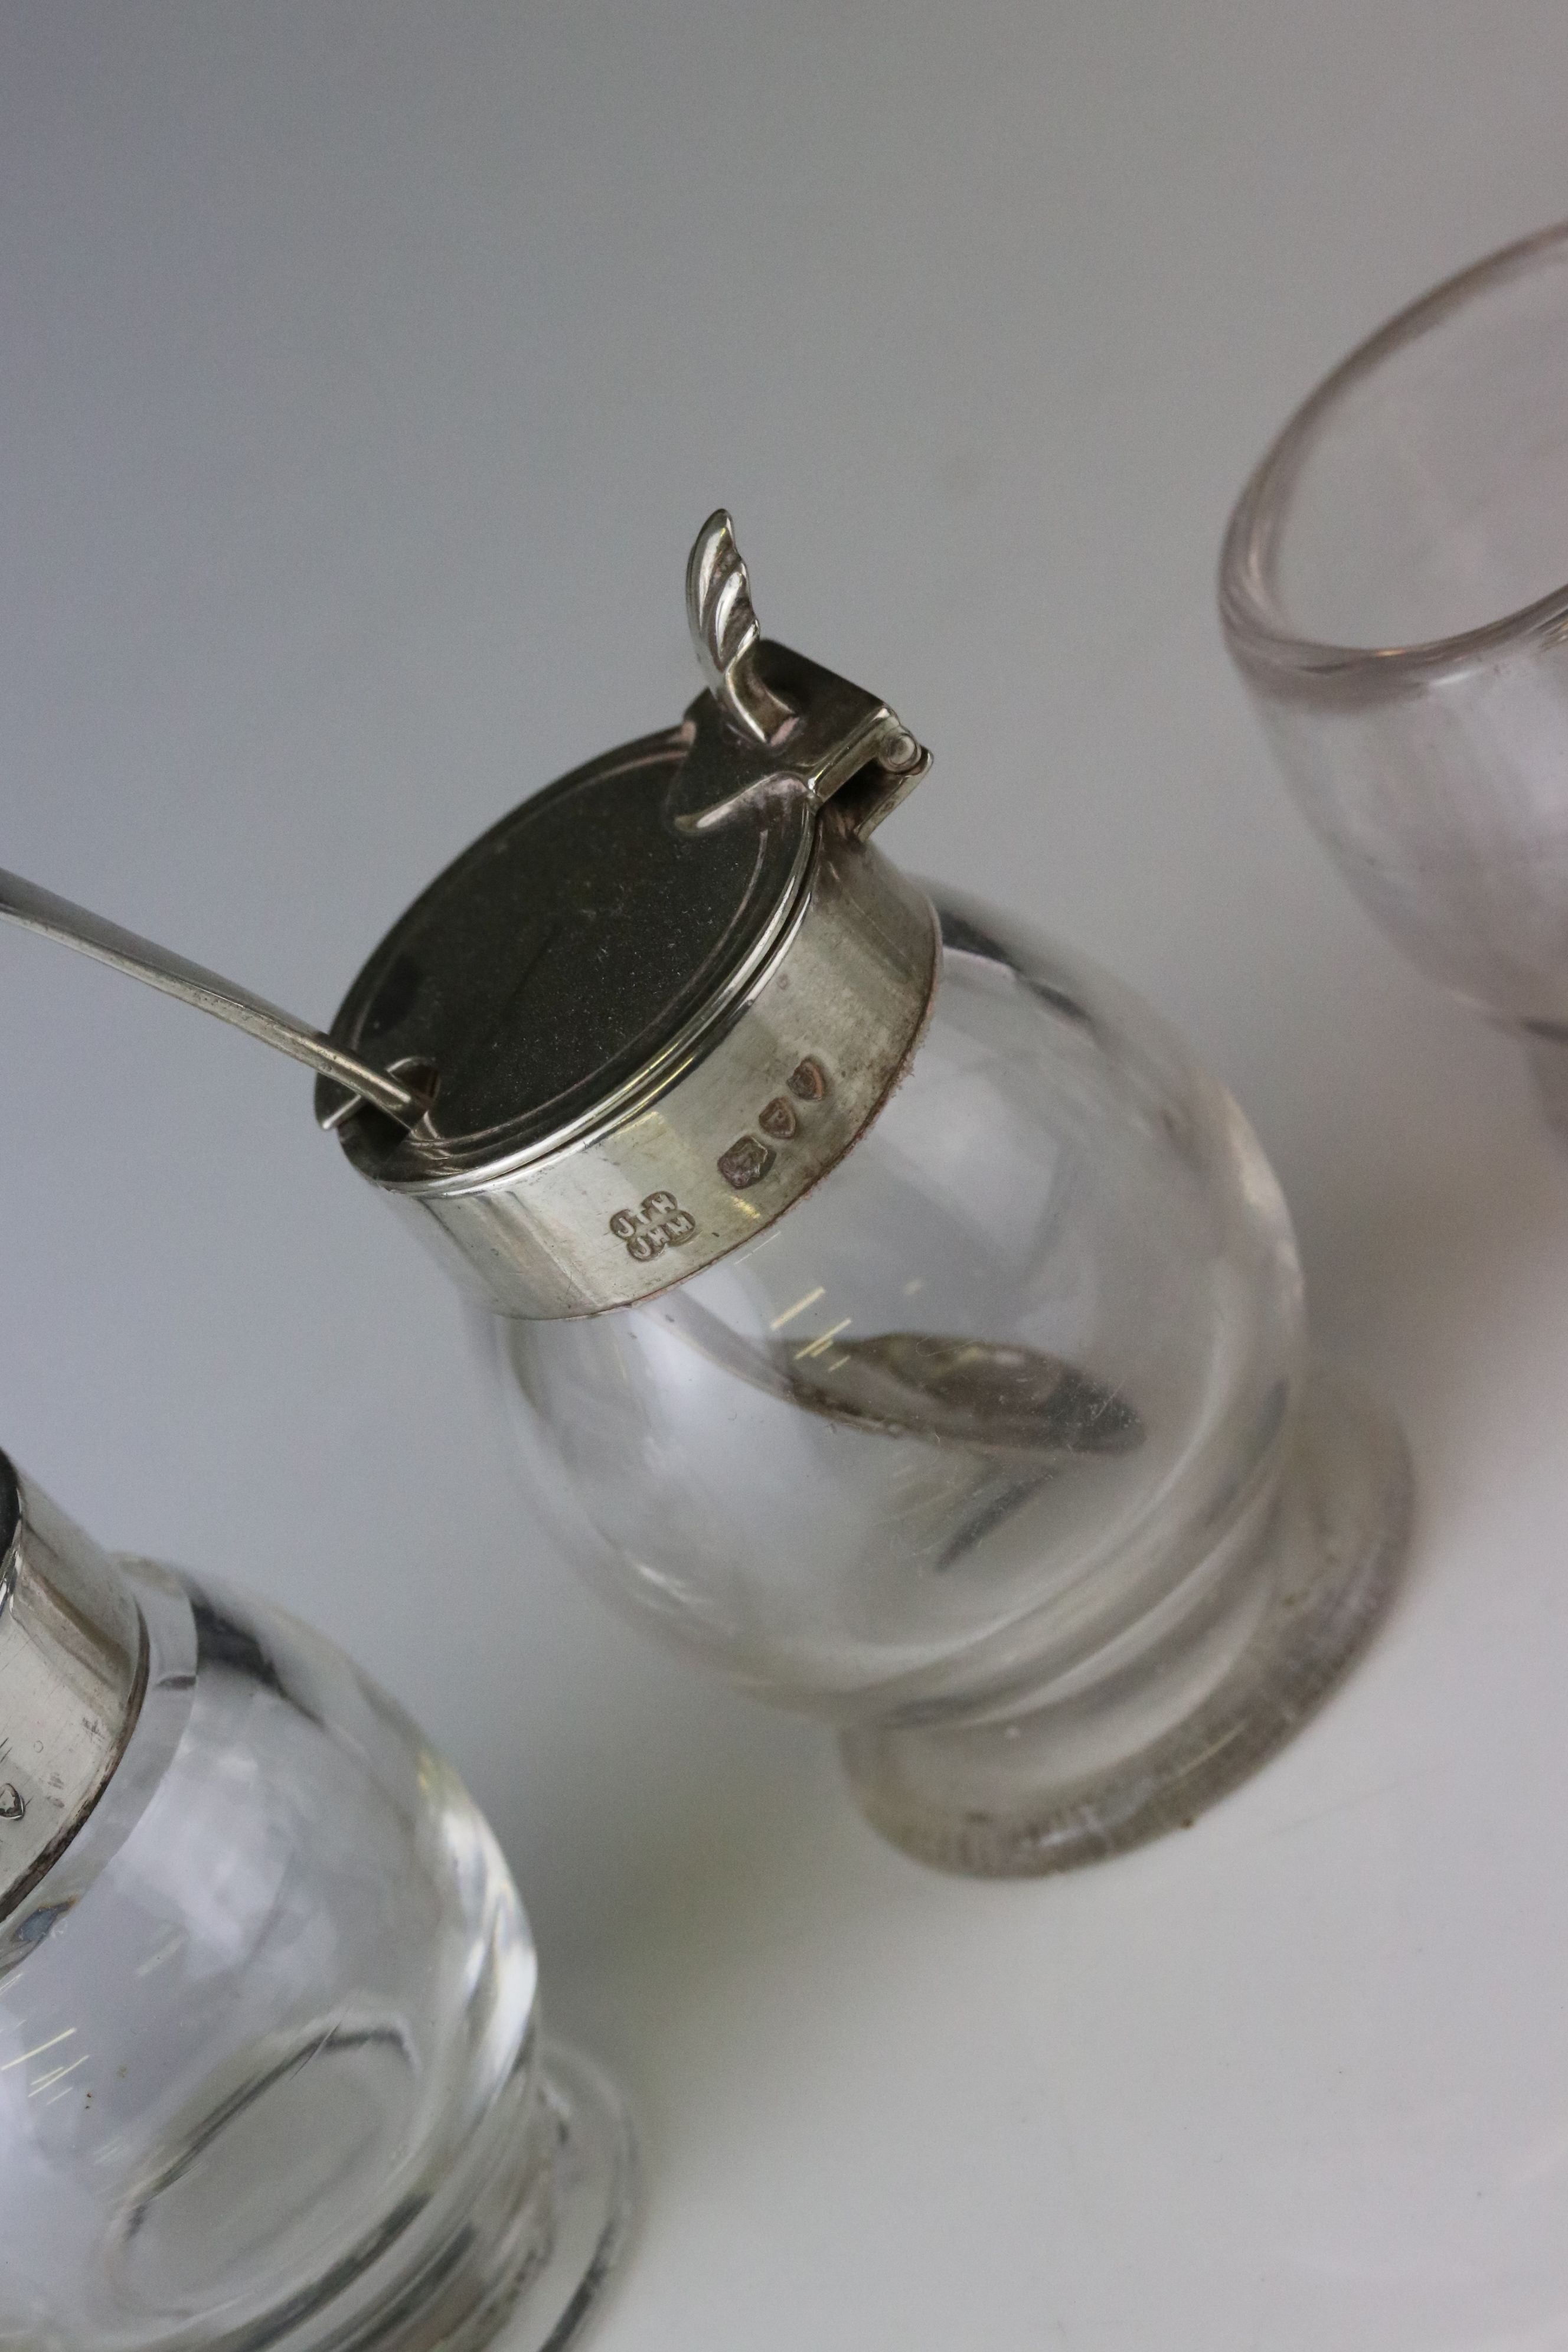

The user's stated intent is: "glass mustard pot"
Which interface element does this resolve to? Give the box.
[0,1449,631,2352]
[1220,221,1568,1143]
[0,514,1413,1877]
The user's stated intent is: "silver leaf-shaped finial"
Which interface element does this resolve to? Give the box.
[685,510,796,746]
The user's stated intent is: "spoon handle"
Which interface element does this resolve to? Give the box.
[0,865,419,1121]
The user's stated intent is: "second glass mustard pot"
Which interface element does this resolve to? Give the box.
[0,1449,631,2352]
[0,512,1413,1876]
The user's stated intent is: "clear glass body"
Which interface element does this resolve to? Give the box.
[0,1560,629,2352]
[1220,221,1568,1123]
[499,890,1410,1874]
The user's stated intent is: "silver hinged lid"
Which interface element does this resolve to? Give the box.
[0,1453,146,1923]
[319,513,940,1317]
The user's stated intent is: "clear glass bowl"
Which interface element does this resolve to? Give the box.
[1220,220,1568,1130]
[498,888,1411,1876]
[0,1558,631,2352]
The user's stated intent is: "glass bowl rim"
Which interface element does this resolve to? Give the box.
[1219,218,1568,691]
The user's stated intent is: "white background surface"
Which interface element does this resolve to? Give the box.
[3,7,1568,2345]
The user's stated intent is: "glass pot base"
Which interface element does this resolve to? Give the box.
[334,2038,632,2352]
[496,2042,636,2352]
[838,1362,1411,1878]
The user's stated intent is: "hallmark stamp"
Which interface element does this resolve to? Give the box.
[759,1096,798,1141]
[0,1783,25,1822]
[717,1135,775,1190]
[788,1057,829,1101]
[609,1191,698,1263]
